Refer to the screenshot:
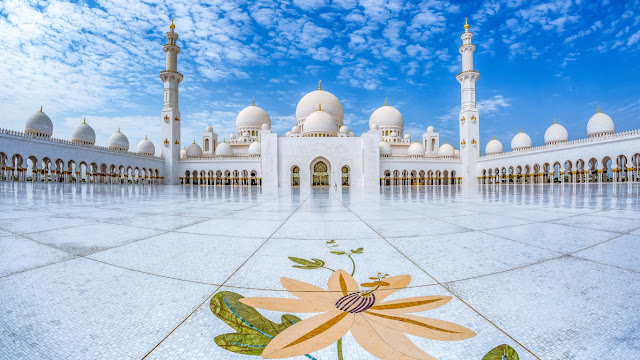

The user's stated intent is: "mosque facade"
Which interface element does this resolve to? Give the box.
[1,20,639,186]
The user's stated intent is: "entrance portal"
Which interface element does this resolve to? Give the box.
[312,161,329,186]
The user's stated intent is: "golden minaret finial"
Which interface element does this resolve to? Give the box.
[520,128,523,133]
[444,140,448,144]
[318,104,322,111]
[597,105,600,113]
[170,18,175,30]
[252,97,255,106]
[318,80,322,90]
[385,97,388,106]
[83,118,86,124]
[464,17,469,30]
[493,136,496,140]
[39,105,43,112]
[554,118,557,124]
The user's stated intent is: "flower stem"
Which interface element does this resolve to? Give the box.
[347,254,356,276]
[337,338,344,360]
[323,266,336,272]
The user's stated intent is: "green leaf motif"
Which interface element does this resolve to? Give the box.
[288,257,325,269]
[330,251,346,255]
[482,344,520,360]
[352,247,364,254]
[210,291,301,356]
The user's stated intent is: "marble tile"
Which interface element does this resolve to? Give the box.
[0,235,72,277]
[574,234,640,272]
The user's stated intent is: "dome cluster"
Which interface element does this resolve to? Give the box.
[236,102,271,132]
[23,107,156,155]
[296,83,344,131]
[487,109,616,155]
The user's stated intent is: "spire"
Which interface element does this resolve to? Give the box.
[252,97,255,106]
[39,105,43,112]
[83,118,86,124]
[493,136,496,140]
[145,135,148,140]
[193,139,196,144]
[169,18,175,30]
[554,118,557,124]
[117,128,121,133]
[318,80,322,90]
[318,104,322,111]
[519,128,523,133]
[385,97,388,106]
[597,105,600,113]
[464,17,470,31]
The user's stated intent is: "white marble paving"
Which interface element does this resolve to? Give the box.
[1,182,639,360]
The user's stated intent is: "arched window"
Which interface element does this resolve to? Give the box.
[204,139,209,151]
[292,166,300,186]
[431,138,436,151]
[341,166,349,186]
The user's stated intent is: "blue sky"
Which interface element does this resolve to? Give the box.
[1,0,639,154]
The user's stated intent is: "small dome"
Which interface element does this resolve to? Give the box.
[390,131,397,137]
[108,129,129,151]
[587,109,614,137]
[454,149,460,158]
[25,107,53,137]
[407,141,425,157]
[292,125,300,133]
[71,119,95,145]
[369,103,404,130]
[285,131,292,137]
[215,141,233,156]
[485,137,504,155]
[303,108,337,135]
[296,86,344,127]
[370,123,379,130]
[348,131,355,137]
[403,133,410,140]
[379,141,392,156]
[180,147,187,159]
[544,120,569,144]
[339,126,348,133]
[248,141,261,155]
[439,142,454,158]
[427,125,435,133]
[236,104,271,129]
[230,133,237,140]
[242,131,250,138]
[511,130,532,150]
[137,136,155,155]
[205,125,214,133]
[261,123,270,130]
[186,141,203,157]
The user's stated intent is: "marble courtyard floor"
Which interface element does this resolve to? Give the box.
[1,182,639,360]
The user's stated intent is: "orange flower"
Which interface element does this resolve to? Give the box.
[240,270,476,359]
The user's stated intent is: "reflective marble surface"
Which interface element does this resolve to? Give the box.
[1,182,639,359]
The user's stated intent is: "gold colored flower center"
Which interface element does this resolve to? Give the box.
[335,292,376,313]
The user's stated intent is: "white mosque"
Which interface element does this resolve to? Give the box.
[1,20,639,186]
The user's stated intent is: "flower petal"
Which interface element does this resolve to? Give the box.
[363,311,476,341]
[373,275,411,303]
[281,277,334,304]
[369,296,452,314]
[327,270,359,300]
[351,314,438,360]
[239,297,334,313]
[261,310,354,359]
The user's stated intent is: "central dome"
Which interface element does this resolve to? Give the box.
[236,104,270,130]
[296,85,344,128]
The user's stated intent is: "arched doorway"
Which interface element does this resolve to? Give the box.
[312,160,329,186]
[341,166,349,186]
[291,166,300,186]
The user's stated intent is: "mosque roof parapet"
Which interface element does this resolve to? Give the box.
[478,128,640,161]
[0,127,163,160]
[179,155,261,161]
[379,155,462,162]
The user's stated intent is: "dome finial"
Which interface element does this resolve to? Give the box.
[464,17,470,30]
[444,140,447,144]
[554,118,557,124]
[597,105,600,113]
[145,135,148,140]
[318,104,322,111]
[170,18,175,30]
[318,80,321,90]
[83,117,86,124]
[193,139,196,144]
[39,105,43,112]
[385,97,388,106]
[520,128,523,133]
[493,136,495,140]
[252,97,255,106]
[117,127,121,133]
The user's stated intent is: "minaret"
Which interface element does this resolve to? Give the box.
[456,18,480,185]
[160,19,183,185]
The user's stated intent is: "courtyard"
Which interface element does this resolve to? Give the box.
[0,182,639,359]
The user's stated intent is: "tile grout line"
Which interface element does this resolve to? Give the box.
[140,193,311,360]
[332,191,543,360]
